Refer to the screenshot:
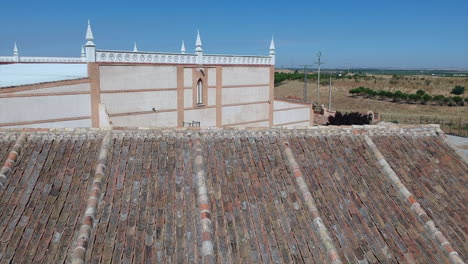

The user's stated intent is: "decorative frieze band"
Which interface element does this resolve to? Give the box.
[0,52,272,65]
[95,50,272,65]
[0,56,83,63]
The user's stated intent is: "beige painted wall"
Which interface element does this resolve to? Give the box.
[273,108,310,125]
[228,121,269,128]
[110,112,177,127]
[0,94,91,123]
[184,89,192,108]
[208,68,216,86]
[100,65,177,90]
[222,103,269,126]
[208,88,216,106]
[2,119,92,128]
[10,83,90,94]
[274,100,308,110]
[222,66,270,86]
[222,86,269,105]
[275,121,310,128]
[184,108,216,127]
[101,91,177,114]
[184,68,192,87]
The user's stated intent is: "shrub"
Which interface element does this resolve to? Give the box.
[424,79,432,86]
[422,94,432,104]
[452,96,464,106]
[408,94,422,103]
[433,95,446,105]
[451,85,465,95]
[465,98,468,103]
[416,89,426,96]
[327,112,372,126]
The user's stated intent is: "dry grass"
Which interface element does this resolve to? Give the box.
[275,75,468,122]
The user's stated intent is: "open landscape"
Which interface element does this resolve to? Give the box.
[275,70,468,128]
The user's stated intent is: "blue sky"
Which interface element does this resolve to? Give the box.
[1,0,467,69]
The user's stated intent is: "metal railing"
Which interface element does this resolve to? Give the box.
[381,113,467,137]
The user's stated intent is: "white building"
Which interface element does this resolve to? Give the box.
[0,21,313,128]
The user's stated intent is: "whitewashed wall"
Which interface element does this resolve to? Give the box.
[2,119,92,128]
[12,83,90,94]
[222,67,270,86]
[101,91,177,114]
[208,68,217,86]
[0,94,91,123]
[273,100,312,127]
[184,108,216,127]
[222,103,269,126]
[228,121,269,128]
[100,65,177,90]
[110,112,177,127]
[222,86,269,105]
[184,68,192,87]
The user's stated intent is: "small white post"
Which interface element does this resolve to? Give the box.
[269,36,275,65]
[85,20,96,62]
[133,42,138,52]
[13,42,19,62]
[81,45,86,62]
[195,30,203,64]
[181,40,186,54]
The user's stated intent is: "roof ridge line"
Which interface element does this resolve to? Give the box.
[282,139,342,264]
[193,134,214,262]
[0,132,27,189]
[71,132,111,264]
[0,124,442,137]
[363,135,464,264]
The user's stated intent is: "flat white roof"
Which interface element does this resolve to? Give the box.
[0,63,87,88]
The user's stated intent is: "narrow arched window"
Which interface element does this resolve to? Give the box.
[197,79,203,105]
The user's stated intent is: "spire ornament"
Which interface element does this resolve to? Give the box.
[81,45,86,61]
[85,19,95,47]
[195,30,203,54]
[133,42,138,52]
[13,42,19,62]
[85,20,96,62]
[269,36,275,55]
[181,40,186,54]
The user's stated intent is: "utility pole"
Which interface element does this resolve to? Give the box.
[303,65,307,102]
[299,64,314,103]
[328,76,332,111]
[315,51,325,105]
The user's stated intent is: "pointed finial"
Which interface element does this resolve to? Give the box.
[269,36,275,55]
[181,40,186,54]
[85,19,95,47]
[195,30,203,54]
[81,45,86,60]
[133,42,138,52]
[13,41,19,62]
[13,41,18,55]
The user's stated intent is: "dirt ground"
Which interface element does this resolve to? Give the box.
[275,74,468,122]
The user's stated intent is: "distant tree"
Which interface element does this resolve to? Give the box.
[433,95,446,105]
[416,89,426,96]
[422,94,432,104]
[452,96,464,106]
[327,112,372,126]
[408,94,422,104]
[451,86,465,95]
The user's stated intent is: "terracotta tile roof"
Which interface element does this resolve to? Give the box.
[0,126,466,263]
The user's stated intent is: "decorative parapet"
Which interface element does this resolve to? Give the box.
[95,50,273,65]
[0,56,83,63]
[0,56,14,62]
